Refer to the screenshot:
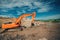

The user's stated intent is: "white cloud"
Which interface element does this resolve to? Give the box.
[0,14,15,18]
[34,2,43,7]
[0,0,52,14]
[38,7,50,12]
[0,0,32,8]
[0,15,10,17]
[34,2,52,13]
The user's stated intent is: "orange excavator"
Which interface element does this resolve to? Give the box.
[0,12,36,33]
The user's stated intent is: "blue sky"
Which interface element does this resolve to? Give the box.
[0,0,60,20]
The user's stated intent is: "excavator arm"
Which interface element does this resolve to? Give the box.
[15,12,36,24]
[2,12,36,29]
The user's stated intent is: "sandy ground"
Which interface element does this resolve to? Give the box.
[0,23,60,40]
[0,18,60,40]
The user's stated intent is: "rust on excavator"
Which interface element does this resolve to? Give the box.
[2,12,36,29]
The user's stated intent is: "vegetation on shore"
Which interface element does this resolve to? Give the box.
[35,19,60,22]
